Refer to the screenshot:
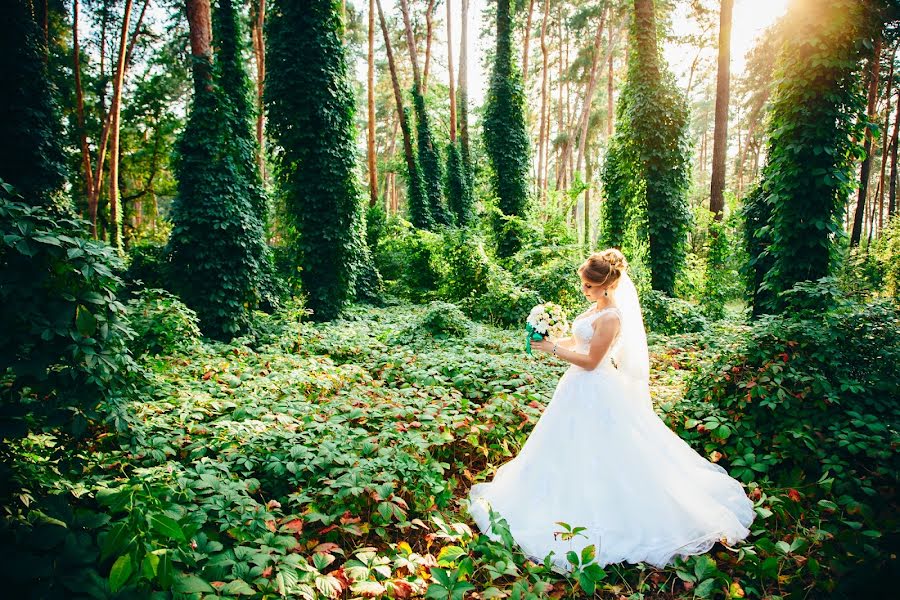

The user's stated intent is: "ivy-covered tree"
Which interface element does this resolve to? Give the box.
[484,0,531,257]
[749,0,875,314]
[446,141,473,226]
[214,0,268,226]
[413,90,452,225]
[266,0,367,320]
[0,0,66,205]
[168,0,267,339]
[600,0,691,295]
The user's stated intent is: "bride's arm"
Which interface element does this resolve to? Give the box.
[555,336,576,350]
[532,314,618,370]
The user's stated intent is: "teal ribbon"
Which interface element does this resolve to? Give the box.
[525,323,544,355]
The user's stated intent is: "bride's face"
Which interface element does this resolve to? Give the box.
[580,277,607,303]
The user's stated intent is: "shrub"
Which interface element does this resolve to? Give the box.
[126,288,201,357]
[640,290,708,335]
[124,241,169,290]
[0,189,135,442]
[513,255,583,315]
[680,279,899,497]
[375,222,442,302]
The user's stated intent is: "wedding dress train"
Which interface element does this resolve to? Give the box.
[468,298,755,570]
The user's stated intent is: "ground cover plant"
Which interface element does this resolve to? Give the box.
[3,298,894,599]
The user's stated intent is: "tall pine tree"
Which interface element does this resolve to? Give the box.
[266,0,367,320]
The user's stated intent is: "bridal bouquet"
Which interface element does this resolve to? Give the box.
[525,302,569,355]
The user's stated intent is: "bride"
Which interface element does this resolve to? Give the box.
[468,249,755,570]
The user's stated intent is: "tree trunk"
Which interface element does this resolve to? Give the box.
[377,0,419,200]
[522,0,536,81]
[186,0,213,83]
[607,23,614,137]
[891,88,900,217]
[423,0,436,92]
[251,0,267,181]
[447,0,457,142]
[367,0,378,207]
[398,0,422,93]
[709,0,733,220]
[556,4,564,192]
[109,0,134,249]
[73,0,95,231]
[537,0,550,201]
[878,45,897,233]
[458,0,471,178]
[575,6,607,175]
[584,151,593,249]
[852,37,882,246]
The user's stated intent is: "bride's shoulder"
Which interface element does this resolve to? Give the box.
[591,307,622,327]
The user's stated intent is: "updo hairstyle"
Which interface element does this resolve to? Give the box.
[577,248,628,289]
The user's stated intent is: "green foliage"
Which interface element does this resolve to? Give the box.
[599,1,691,295]
[403,106,434,230]
[213,0,269,225]
[640,290,708,335]
[484,0,531,258]
[413,89,452,226]
[265,0,368,321]
[740,185,775,314]
[126,288,201,357]
[750,0,872,314]
[675,281,899,595]
[375,221,443,301]
[701,222,729,320]
[511,253,584,315]
[406,301,473,340]
[445,141,473,226]
[0,189,135,443]
[124,242,170,291]
[0,1,66,204]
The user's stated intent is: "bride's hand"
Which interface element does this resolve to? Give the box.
[531,339,555,354]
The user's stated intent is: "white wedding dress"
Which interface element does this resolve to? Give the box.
[468,275,754,570]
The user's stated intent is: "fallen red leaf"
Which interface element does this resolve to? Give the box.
[788,488,802,502]
[282,518,304,534]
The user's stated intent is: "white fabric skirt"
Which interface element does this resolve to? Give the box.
[468,364,755,570]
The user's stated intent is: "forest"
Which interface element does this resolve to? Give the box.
[0,0,898,598]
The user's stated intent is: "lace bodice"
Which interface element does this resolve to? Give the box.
[571,307,623,368]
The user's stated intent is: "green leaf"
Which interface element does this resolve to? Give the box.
[76,305,97,337]
[695,578,717,598]
[154,550,174,588]
[109,555,133,592]
[149,514,186,543]
[100,523,132,562]
[437,545,467,566]
[173,575,215,593]
[220,579,256,595]
[694,555,717,581]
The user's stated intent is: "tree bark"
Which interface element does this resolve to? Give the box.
[251,0,267,181]
[852,37,882,246]
[377,0,419,201]
[537,0,551,201]
[878,45,897,233]
[109,0,135,249]
[575,6,607,175]
[607,23,614,137]
[73,0,95,230]
[398,0,422,93]
[447,0,457,142]
[891,88,900,217]
[423,0,436,92]
[367,0,378,207]
[458,0,471,175]
[522,0,536,81]
[709,0,733,220]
